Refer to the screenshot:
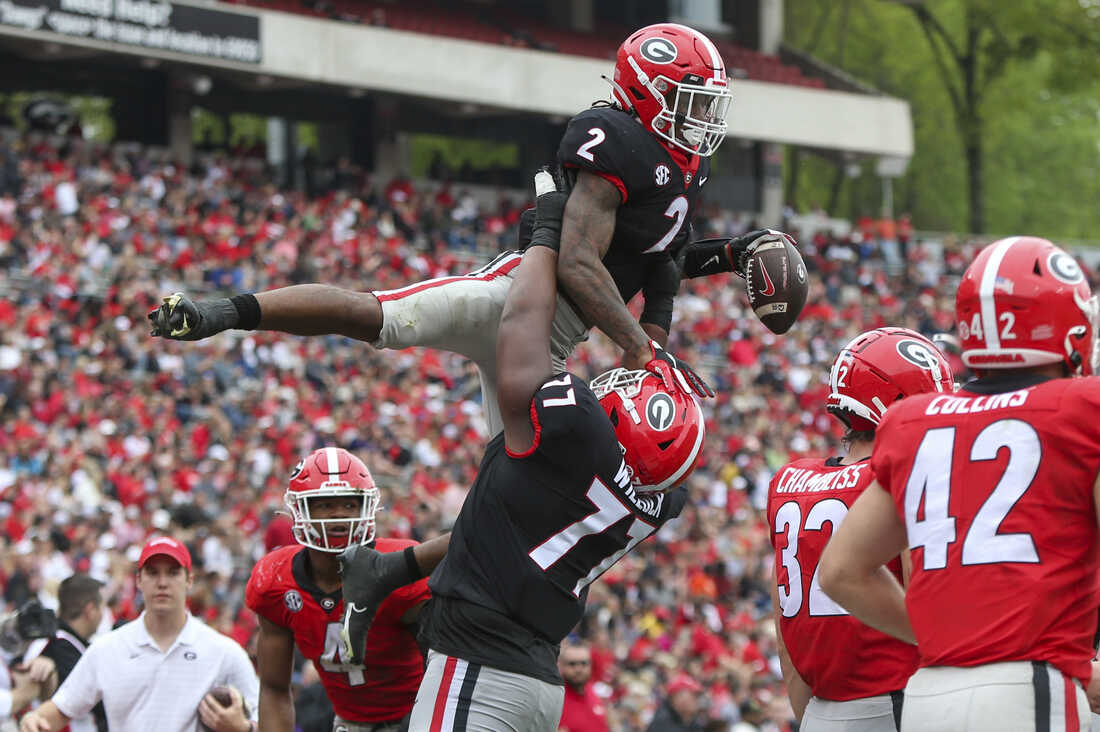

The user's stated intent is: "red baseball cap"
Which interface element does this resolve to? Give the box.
[667,673,703,695]
[137,536,192,571]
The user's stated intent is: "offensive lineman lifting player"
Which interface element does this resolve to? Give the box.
[332,170,706,730]
[148,23,807,432]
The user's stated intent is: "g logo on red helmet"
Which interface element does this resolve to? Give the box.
[896,339,940,370]
[645,392,676,431]
[1048,251,1085,285]
[640,37,678,64]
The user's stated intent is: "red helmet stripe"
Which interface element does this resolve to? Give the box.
[977,236,1019,351]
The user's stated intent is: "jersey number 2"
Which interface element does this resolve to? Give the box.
[573,127,688,254]
[774,498,849,618]
[321,622,366,686]
[529,477,656,596]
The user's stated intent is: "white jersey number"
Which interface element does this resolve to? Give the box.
[774,498,850,618]
[529,477,657,597]
[644,195,689,254]
[320,622,366,686]
[905,419,1041,571]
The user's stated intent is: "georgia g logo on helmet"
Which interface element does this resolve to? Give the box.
[896,339,941,371]
[1048,251,1085,285]
[645,392,677,431]
[639,36,678,64]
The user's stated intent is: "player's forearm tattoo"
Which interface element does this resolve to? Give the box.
[558,174,651,361]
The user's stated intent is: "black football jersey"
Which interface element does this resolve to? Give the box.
[424,372,686,677]
[557,106,711,310]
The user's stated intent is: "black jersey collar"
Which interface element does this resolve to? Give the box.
[961,372,1055,395]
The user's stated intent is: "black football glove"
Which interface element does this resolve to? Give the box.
[338,545,420,666]
[677,229,796,280]
[644,340,714,399]
[528,168,567,252]
[148,293,239,341]
[517,207,536,249]
[728,229,797,278]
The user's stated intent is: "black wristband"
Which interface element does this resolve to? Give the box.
[403,546,424,581]
[529,226,560,251]
[679,237,737,278]
[229,293,262,331]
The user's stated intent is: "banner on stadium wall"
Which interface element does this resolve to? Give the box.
[0,0,261,64]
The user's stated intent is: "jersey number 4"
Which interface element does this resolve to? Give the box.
[906,419,1041,571]
[575,127,688,254]
[320,622,366,686]
[774,498,849,618]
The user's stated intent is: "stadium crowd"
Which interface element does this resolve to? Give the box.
[0,129,1061,730]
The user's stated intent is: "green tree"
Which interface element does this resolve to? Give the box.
[784,0,1100,237]
[889,0,1100,233]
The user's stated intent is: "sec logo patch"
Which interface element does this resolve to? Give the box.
[284,590,303,612]
[655,164,671,186]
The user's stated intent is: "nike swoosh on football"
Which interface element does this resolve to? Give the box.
[759,262,776,297]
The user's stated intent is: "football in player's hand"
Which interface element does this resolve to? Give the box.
[744,234,808,335]
[199,685,249,731]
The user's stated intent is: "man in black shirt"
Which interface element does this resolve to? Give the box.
[40,575,107,732]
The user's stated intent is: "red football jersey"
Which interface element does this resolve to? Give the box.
[245,540,430,723]
[872,378,1100,686]
[768,457,918,700]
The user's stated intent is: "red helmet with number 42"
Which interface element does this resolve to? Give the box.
[826,328,954,432]
[285,447,380,553]
[609,23,732,157]
[957,236,1098,376]
[591,369,705,493]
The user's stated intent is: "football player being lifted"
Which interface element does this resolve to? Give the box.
[149,23,807,435]
[768,328,952,730]
[337,171,706,731]
[820,237,1100,731]
[245,447,445,732]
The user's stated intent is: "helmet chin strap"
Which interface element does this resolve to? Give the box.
[619,392,642,425]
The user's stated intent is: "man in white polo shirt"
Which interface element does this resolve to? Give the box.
[19,536,259,732]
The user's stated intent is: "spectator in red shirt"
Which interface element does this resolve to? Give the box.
[556,639,608,732]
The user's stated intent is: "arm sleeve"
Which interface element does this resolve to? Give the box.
[639,255,680,332]
[51,644,101,720]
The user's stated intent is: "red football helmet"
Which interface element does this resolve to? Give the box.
[957,236,1097,376]
[285,447,380,553]
[609,23,732,157]
[590,368,705,492]
[826,328,954,431]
